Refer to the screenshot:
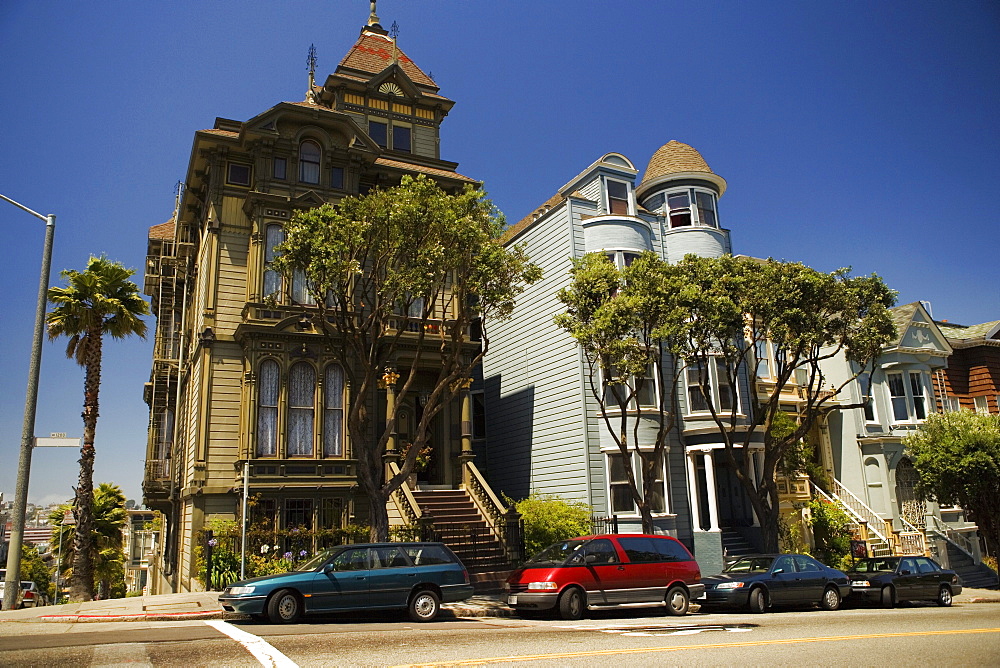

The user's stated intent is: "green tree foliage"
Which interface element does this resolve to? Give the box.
[48,483,128,600]
[18,543,53,602]
[515,495,594,557]
[46,256,148,601]
[272,176,540,541]
[807,498,854,568]
[904,410,1000,557]
[555,252,687,532]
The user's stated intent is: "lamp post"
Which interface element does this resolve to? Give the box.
[1,193,56,612]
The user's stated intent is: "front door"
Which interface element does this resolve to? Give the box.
[311,546,370,611]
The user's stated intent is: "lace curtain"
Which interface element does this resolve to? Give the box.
[257,360,279,456]
[288,363,315,456]
[324,364,344,456]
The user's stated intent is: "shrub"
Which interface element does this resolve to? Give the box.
[808,498,853,566]
[514,494,593,557]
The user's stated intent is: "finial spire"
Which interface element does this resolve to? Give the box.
[368,0,380,27]
[306,44,318,103]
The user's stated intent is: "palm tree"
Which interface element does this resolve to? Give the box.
[46,256,148,601]
[49,483,129,600]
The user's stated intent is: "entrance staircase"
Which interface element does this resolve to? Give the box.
[410,489,511,592]
[945,542,999,589]
[721,528,758,563]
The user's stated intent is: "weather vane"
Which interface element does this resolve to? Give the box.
[306,44,318,103]
[390,21,399,39]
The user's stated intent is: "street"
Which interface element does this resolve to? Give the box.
[1,604,998,667]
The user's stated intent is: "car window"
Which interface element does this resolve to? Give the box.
[373,546,411,568]
[576,539,618,565]
[899,558,919,574]
[330,547,369,571]
[617,537,661,563]
[727,557,774,573]
[793,556,822,573]
[915,558,937,574]
[654,537,693,562]
[403,545,454,566]
[772,555,796,573]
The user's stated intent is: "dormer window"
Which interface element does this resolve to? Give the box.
[299,141,321,184]
[605,179,631,215]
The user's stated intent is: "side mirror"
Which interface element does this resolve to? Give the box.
[585,554,598,564]
[900,569,911,575]
[772,568,784,575]
[323,563,334,573]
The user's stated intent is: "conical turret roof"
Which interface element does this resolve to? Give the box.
[637,140,726,196]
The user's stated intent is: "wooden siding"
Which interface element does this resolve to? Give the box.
[578,176,602,203]
[215,210,249,336]
[484,203,590,502]
[413,125,437,159]
[207,344,243,481]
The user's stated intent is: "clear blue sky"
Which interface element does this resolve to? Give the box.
[2,1,998,507]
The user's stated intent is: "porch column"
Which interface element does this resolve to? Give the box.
[458,379,474,487]
[703,449,720,531]
[381,366,400,472]
[686,450,702,531]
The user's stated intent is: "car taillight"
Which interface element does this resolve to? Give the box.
[462,569,470,584]
[952,575,960,585]
[24,591,34,600]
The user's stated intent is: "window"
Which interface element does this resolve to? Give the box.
[685,358,736,414]
[374,546,410,568]
[577,539,618,565]
[155,409,173,460]
[974,395,989,414]
[251,498,277,531]
[942,396,961,412]
[273,157,287,180]
[755,340,772,379]
[256,360,280,456]
[263,224,284,300]
[324,364,344,457]
[392,124,411,152]
[330,166,344,190]
[858,373,877,422]
[886,371,929,423]
[603,365,656,409]
[606,179,630,215]
[319,498,343,529]
[284,499,313,529]
[607,452,666,515]
[617,536,662,563]
[664,188,718,228]
[291,269,315,305]
[369,120,388,148]
[696,191,717,227]
[668,191,692,227]
[227,162,251,186]
[287,363,315,456]
[299,140,321,184]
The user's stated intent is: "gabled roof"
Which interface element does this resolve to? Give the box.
[336,29,436,89]
[886,302,952,356]
[935,319,1000,347]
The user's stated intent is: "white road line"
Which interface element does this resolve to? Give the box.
[205,619,299,668]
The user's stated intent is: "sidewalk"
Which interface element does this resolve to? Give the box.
[1,588,998,623]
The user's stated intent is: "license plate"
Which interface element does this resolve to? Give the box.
[508,595,517,605]
[851,581,869,587]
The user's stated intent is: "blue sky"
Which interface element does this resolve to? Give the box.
[1,1,998,507]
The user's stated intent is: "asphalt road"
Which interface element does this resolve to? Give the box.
[2,603,998,667]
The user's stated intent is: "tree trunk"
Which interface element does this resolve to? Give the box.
[70,333,101,602]
[369,494,390,543]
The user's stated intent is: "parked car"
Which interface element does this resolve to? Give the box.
[699,554,851,613]
[504,534,704,620]
[19,581,46,608]
[219,542,474,624]
[0,571,24,611]
[845,556,962,608]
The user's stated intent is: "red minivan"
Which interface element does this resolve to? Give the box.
[505,534,704,619]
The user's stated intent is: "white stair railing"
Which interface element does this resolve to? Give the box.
[810,481,893,557]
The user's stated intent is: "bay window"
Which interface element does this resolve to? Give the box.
[603,365,657,410]
[685,357,736,414]
[257,360,280,456]
[287,363,315,456]
[299,140,321,184]
[608,451,666,515]
[886,370,929,423]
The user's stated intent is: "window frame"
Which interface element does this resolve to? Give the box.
[256,359,281,457]
[659,186,720,229]
[262,223,285,302]
[287,362,317,457]
[684,356,739,416]
[298,140,322,184]
[323,364,345,457]
[226,162,252,187]
[885,370,930,424]
[272,157,287,180]
[604,177,633,216]
[606,450,668,517]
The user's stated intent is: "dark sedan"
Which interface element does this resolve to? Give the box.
[699,554,851,613]
[845,556,962,608]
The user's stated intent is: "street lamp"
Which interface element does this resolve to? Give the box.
[1,193,56,612]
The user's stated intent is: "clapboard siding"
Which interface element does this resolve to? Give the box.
[207,345,242,478]
[413,125,436,159]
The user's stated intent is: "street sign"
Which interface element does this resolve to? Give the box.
[33,436,80,447]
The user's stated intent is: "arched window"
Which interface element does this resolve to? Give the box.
[299,140,321,184]
[263,224,284,300]
[324,364,345,457]
[257,360,280,456]
[288,362,316,456]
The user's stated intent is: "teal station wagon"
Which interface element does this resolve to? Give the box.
[219,542,474,623]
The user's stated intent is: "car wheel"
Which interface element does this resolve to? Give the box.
[820,586,841,611]
[749,587,767,614]
[558,587,585,620]
[665,586,690,616]
[266,589,302,624]
[936,585,953,607]
[408,589,441,622]
[880,586,894,609]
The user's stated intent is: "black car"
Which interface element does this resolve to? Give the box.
[845,556,962,608]
[699,554,851,613]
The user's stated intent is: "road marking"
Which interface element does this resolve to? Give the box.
[205,619,299,668]
[393,626,1000,667]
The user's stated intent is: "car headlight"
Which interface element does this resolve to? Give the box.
[715,581,745,590]
[226,586,256,595]
[526,581,558,591]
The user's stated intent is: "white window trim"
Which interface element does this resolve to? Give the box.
[884,370,930,424]
[605,448,669,517]
[600,363,659,413]
[683,357,741,416]
[660,186,719,229]
[603,176,635,216]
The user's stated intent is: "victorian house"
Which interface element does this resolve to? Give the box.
[934,318,1000,415]
[141,9,500,593]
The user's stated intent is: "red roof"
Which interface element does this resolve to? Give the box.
[149,220,175,240]
[337,30,436,88]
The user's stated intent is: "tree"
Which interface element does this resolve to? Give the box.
[555,252,687,532]
[903,410,1000,558]
[46,256,148,601]
[49,483,128,600]
[670,255,896,552]
[272,175,540,541]
[18,543,53,603]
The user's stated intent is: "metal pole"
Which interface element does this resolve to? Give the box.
[1,194,55,612]
[240,460,249,579]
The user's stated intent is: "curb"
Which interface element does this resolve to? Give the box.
[36,610,224,623]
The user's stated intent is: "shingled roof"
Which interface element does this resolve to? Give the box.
[336,30,436,88]
[149,220,175,241]
[936,319,1000,343]
[639,140,714,190]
